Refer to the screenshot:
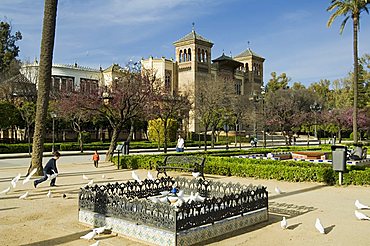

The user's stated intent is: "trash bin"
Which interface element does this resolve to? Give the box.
[123,141,129,155]
[331,145,347,172]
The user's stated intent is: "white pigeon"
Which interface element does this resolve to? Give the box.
[147,171,155,181]
[83,174,89,180]
[173,198,184,207]
[89,241,100,246]
[87,179,94,186]
[275,187,283,194]
[132,171,141,183]
[19,191,29,200]
[355,210,370,220]
[80,230,97,240]
[355,200,369,210]
[280,216,288,229]
[93,226,105,235]
[101,174,106,179]
[0,187,11,195]
[159,196,169,203]
[192,172,201,178]
[148,197,159,203]
[47,190,52,198]
[315,218,325,234]
[177,190,184,198]
[11,173,21,188]
[187,192,196,203]
[23,168,38,184]
[194,192,205,202]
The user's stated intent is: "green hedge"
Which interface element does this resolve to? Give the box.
[113,154,370,186]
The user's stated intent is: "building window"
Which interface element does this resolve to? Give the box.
[188,48,191,61]
[80,78,98,94]
[235,79,242,95]
[165,70,171,92]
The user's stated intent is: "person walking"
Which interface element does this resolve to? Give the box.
[176,135,185,152]
[92,150,100,168]
[34,151,61,188]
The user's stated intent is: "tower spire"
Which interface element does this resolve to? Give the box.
[192,22,195,32]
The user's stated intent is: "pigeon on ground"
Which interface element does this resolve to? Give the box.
[19,191,29,200]
[0,187,11,195]
[23,168,37,184]
[11,173,21,188]
[315,218,325,234]
[281,216,288,229]
[83,174,89,180]
[275,187,283,194]
[62,194,67,199]
[89,241,100,246]
[47,190,52,198]
[355,200,369,210]
[101,174,106,179]
[192,172,201,178]
[93,226,105,235]
[132,171,141,183]
[87,179,94,186]
[147,171,155,181]
[80,230,97,240]
[355,210,370,220]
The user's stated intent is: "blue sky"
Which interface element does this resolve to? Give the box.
[1,0,370,86]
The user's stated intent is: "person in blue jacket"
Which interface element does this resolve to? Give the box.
[34,151,61,188]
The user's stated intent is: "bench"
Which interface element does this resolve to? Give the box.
[156,155,206,179]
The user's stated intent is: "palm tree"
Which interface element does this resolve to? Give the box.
[327,0,369,144]
[29,0,58,175]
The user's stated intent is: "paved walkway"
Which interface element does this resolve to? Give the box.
[1,153,369,245]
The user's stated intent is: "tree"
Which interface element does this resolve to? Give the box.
[266,72,290,93]
[19,101,36,155]
[327,0,369,144]
[264,87,318,145]
[54,94,92,153]
[30,0,58,175]
[149,93,190,153]
[0,21,22,77]
[195,73,236,150]
[72,66,158,160]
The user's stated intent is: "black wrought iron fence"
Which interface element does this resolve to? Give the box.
[79,177,268,232]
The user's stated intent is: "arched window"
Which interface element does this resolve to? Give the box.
[179,50,183,63]
[188,48,191,61]
[205,50,208,63]
[201,49,205,62]
[198,48,201,62]
[184,49,187,62]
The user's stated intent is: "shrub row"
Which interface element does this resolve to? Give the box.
[114,154,370,186]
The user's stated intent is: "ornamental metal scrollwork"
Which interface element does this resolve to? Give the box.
[79,176,268,232]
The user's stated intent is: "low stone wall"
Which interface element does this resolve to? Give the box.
[79,207,268,246]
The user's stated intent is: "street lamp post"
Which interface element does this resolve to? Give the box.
[310,102,322,138]
[50,112,57,153]
[224,116,230,150]
[261,86,267,148]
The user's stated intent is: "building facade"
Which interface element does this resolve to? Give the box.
[142,29,265,133]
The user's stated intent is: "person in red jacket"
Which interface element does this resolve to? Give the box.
[92,150,100,168]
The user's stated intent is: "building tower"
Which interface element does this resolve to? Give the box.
[173,29,213,132]
[234,48,265,94]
